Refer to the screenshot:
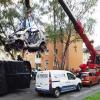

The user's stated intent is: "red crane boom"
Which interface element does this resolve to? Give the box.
[58,0,100,73]
[58,0,97,64]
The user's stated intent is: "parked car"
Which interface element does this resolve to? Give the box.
[31,69,38,80]
[35,70,82,97]
[81,72,100,86]
[31,69,41,80]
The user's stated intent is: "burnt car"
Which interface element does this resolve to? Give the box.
[5,27,46,52]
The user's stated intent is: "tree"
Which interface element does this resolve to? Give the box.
[0,0,98,67]
[33,0,98,70]
[59,0,98,70]
[0,0,21,59]
[0,0,12,5]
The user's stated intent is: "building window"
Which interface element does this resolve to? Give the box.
[35,64,41,70]
[45,60,49,70]
[67,73,75,80]
[36,52,41,58]
[54,49,58,55]
[46,49,49,53]
[45,49,49,55]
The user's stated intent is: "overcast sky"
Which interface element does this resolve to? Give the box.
[90,0,100,47]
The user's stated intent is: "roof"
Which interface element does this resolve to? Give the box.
[95,46,100,51]
[83,45,100,53]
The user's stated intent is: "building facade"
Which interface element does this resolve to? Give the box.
[24,39,83,71]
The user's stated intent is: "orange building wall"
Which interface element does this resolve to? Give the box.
[68,41,83,70]
[41,41,63,70]
[24,52,35,69]
[56,41,63,64]
[24,40,83,71]
[41,42,54,70]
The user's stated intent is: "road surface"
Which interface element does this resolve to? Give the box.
[0,81,100,100]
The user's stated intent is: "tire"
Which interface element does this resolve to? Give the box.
[37,92,43,96]
[97,80,100,84]
[15,40,24,50]
[4,44,11,52]
[39,42,46,52]
[89,81,92,87]
[76,84,81,91]
[28,48,38,52]
[53,88,60,98]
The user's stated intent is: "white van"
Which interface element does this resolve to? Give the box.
[35,70,82,97]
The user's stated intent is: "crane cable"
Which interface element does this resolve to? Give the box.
[12,0,40,32]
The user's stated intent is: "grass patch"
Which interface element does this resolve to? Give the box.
[83,91,100,100]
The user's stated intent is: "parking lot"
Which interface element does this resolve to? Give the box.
[1,80,100,100]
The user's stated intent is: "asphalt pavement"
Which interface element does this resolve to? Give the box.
[0,80,100,100]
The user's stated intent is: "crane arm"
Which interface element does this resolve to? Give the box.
[25,0,31,9]
[58,0,97,63]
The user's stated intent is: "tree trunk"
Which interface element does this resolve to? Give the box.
[61,26,72,70]
[53,0,58,69]
[8,51,15,60]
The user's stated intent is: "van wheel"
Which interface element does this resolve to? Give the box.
[37,92,43,96]
[53,88,60,97]
[76,84,81,91]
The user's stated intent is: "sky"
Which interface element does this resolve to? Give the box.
[90,0,100,47]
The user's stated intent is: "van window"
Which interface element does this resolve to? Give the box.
[67,73,76,80]
[52,73,65,78]
[81,73,88,77]
[37,74,48,78]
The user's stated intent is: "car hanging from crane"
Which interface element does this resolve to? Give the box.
[4,27,46,52]
[4,0,47,52]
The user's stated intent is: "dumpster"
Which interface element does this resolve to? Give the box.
[0,60,31,95]
[0,61,7,95]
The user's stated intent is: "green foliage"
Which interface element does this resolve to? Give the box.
[3,8,20,19]
[0,0,12,5]
[35,0,98,69]
[0,0,98,61]
[81,0,97,8]
[83,91,100,100]
[35,0,98,35]
[0,8,20,36]
[84,18,96,35]
[0,0,22,59]
[46,25,58,41]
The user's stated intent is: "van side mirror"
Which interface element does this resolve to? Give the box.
[73,76,76,80]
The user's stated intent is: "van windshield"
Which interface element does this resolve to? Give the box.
[81,73,89,77]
